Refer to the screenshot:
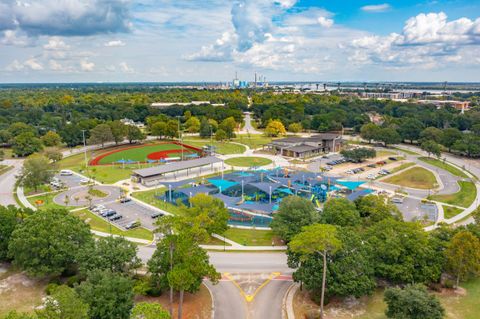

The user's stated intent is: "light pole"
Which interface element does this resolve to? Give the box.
[176,116,183,161]
[81,130,87,168]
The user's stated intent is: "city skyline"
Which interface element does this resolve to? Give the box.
[1,0,479,83]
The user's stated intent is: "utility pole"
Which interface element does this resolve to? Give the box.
[81,130,87,168]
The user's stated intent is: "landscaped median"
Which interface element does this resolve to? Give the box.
[419,157,469,178]
[383,166,439,189]
[430,181,477,208]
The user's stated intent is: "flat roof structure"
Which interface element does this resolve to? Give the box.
[132,156,222,178]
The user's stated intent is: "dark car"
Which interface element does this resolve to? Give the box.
[125,221,141,229]
[388,157,397,161]
[101,209,116,217]
[367,164,377,168]
[151,212,163,219]
[109,214,123,221]
[119,197,131,203]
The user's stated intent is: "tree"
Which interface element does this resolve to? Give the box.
[0,129,12,145]
[2,311,36,319]
[125,125,145,144]
[441,128,462,152]
[452,133,480,157]
[76,270,134,319]
[59,124,83,148]
[41,131,62,147]
[219,117,236,139]
[270,196,318,242]
[108,121,126,145]
[12,132,43,157]
[0,206,21,261]
[360,123,381,143]
[365,219,442,284]
[130,302,170,319]
[445,231,480,287]
[37,285,89,319]
[76,236,141,276]
[148,233,219,318]
[398,118,424,143]
[377,127,402,147]
[185,116,201,133]
[8,122,35,136]
[288,227,375,302]
[215,129,227,141]
[340,147,376,163]
[265,120,286,137]
[8,209,93,277]
[44,148,63,162]
[420,127,443,143]
[355,195,401,225]
[320,198,361,227]
[421,140,442,158]
[384,284,445,319]
[199,118,213,138]
[88,124,114,148]
[289,224,342,319]
[288,122,302,134]
[151,122,167,139]
[21,155,56,192]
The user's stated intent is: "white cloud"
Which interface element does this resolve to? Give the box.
[43,37,70,50]
[80,59,95,72]
[48,59,64,71]
[104,40,126,47]
[7,58,44,71]
[361,4,391,13]
[119,62,134,73]
[0,30,32,46]
[318,17,334,28]
[24,58,44,70]
[5,59,25,71]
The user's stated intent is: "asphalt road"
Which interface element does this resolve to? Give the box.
[251,279,292,319]
[0,159,23,207]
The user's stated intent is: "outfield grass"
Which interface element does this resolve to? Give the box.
[223,228,283,246]
[419,157,469,178]
[72,209,153,241]
[383,166,438,189]
[443,205,464,219]
[183,137,246,154]
[430,181,477,208]
[225,156,273,167]
[96,143,194,164]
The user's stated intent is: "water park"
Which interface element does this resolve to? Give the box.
[155,168,373,227]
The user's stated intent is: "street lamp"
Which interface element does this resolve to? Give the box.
[81,130,87,168]
[176,115,183,161]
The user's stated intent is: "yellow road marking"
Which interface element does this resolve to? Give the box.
[224,272,280,302]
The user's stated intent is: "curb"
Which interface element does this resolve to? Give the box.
[283,282,299,319]
[203,281,215,319]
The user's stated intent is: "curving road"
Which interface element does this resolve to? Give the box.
[0,159,23,207]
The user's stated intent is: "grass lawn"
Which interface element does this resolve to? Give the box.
[430,181,477,208]
[225,156,272,167]
[0,147,13,159]
[0,164,12,176]
[393,147,420,155]
[88,188,108,198]
[419,157,469,178]
[376,150,397,157]
[223,227,283,246]
[232,134,275,149]
[389,162,416,174]
[131,188,184,216]
[295,278,480,319]
[183,137,246,154]
[23,184,52,196]
[72,209,153,241]
[443,205,464,219]
[27,191,72,210]
[96,143,195,164]
[383,166,438,189]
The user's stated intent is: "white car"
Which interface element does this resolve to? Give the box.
[346,170,354,174]
[367,174,376,179]
[60,170,73,176]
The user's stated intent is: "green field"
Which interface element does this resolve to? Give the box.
[183,138,246,154]
[393,147,420,155]
[223,228,283,246]
[419,157,469,178]
[88,188,108,198]
[131,188,184,216]
[72,209,153,241]
[225,156,273,167]
[443,205,464,219]
[96,143,195,164]
[383,166,438,189]
[431,181,477,208]
[27,192,73,211]
[232,134,274,149]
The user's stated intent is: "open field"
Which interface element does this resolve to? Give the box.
[224,156,273,167]
[294,277,480,319]
[383,166,438,189]
[376,150,398,157]
[419,157,469,178]
[182,137,246,154]
[393,147,420,155]
[388,162,416,174]
[27,191,72,210]
[232,134,274,149]
[443,205,464,219]
[224,228,283,246]
[72,209,153,241]
[430,181,477,208]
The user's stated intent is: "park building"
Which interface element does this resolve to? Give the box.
[265,134,343,159]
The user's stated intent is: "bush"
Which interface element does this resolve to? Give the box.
[45,283,59,295]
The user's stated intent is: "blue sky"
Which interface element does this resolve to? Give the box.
[0,0,479,83]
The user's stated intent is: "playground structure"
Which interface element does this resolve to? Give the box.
[90,142,203,166]
[156,168,374,226]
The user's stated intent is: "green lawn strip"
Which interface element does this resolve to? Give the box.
[202,236,232,246]
[419,157,469,178]
[182,138,246,154]
[71,209,153,241]
[389,162,416,174]
[224,228,283,246]
[23,184,52,196]
[430,181,477,208]
[443,205,464,219]
[27,191,70,210]
[232,134,275,149]
[88,188,108,198]
[131,188,184,216]
[383,166,438,189]
[393,147,420,155]
[0,164,13,175]
[224,156,272,167]
[376,150,397,157]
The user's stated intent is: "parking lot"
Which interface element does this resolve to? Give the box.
[53,172,89,188]
[89,199,163,231]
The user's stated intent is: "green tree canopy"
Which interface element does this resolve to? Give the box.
[320,198,361,227]
[41,131,62,147]
[354,195,401,225]
[8,209,93,277]
[12,132,43,157]
[445,230,480,287]
[37,285,89,319]
[88,124,114,148]
[21,154,56,192]
[340,147,376,163]
[270,196,318,242]
[130,302,170,319]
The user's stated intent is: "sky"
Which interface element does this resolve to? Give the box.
[0,0,479,83]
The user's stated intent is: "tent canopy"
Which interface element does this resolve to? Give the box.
[208,179,238,190]
[336,180,366,191]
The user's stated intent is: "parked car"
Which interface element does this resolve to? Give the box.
[391,197,404,204]
[346,169,354,174]
[367,164,377,168]
[109,214,123,221]
[125,221,141,229]
[60,170,73,176]
[367,174,376,179]
[50,181,63,189]
[80,178,90,184]
[119,197,131,203]
[91,204,106,213]
[388,157,398,161]
[151,212,163,219]
[376,161,387,165]
[101,209,116,217]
